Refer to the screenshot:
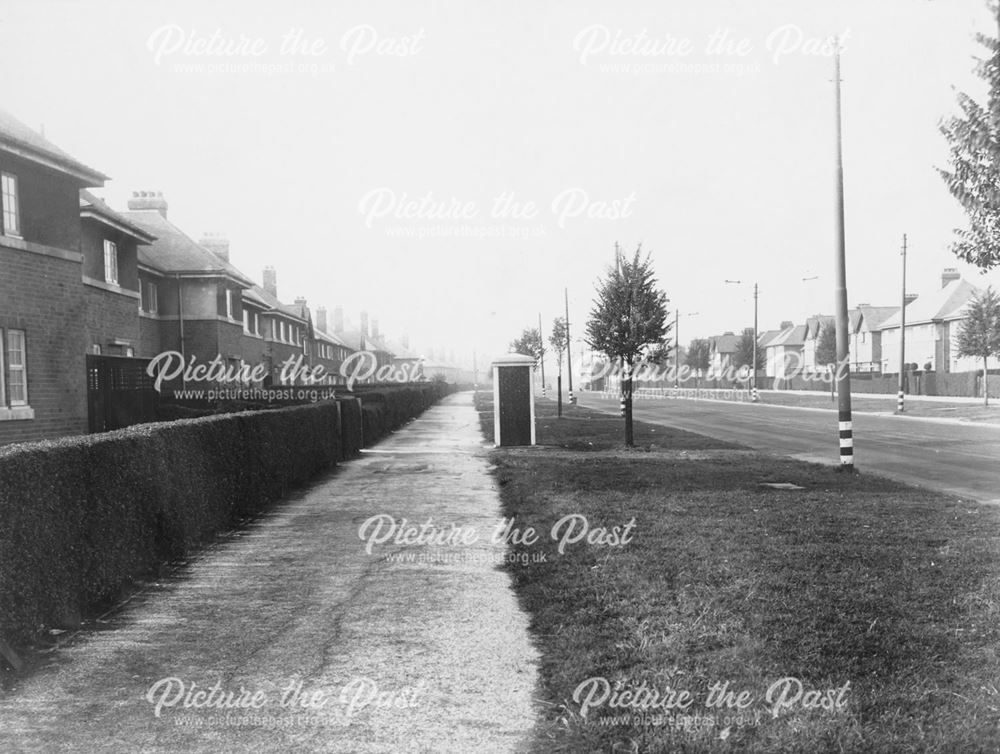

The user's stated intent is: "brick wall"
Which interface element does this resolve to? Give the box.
[0,155,81,251]
[82,286,140,355]
[0,243,87,445]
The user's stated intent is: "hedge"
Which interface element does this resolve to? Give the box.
[0,402,340,648]
[0,383,456,651]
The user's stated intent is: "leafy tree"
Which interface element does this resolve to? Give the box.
[510,327,543,361]
[549,317,568,373]
[585,244,670,446]
[939,3,1000,270]
[815,321,838,367]
[687,338,711,373]
[734,328,764,371]
[956,286,1000,405]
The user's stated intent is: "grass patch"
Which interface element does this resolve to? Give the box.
[475,391,1000,752]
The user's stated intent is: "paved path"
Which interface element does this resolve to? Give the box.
[577,392,1000,504]
[0,393,539,753]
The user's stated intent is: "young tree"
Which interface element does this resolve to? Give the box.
[734,328,765,371]
[815,321,839,402]
[510,327,543,360]
[585,244,670,446]
[816,321,838,367]
[549,316,569,415]
[956,286,1000,405]
[687,338,711,376]
[939,3,1000,270]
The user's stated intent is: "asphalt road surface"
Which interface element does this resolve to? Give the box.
[575,392,1000,505]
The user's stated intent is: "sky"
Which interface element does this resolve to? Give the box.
[3,0,1000,367]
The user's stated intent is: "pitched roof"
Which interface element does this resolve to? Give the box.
[804,315,835,340]
[709,333,739,353]
[768,324,807,348]
[80,190,156,244]
[123,209,254,285]
[244,284,309,323]
[315,328,351,349]
[0,109,108,185]
[757,329,783,348]
[856,305,899,332]
[338,330,394,355]
[879,279,981,329]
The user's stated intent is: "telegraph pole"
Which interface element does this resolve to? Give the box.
[833,43,855,470]
[752,283,759,402]
[897,234,907,413]
[565,288,575,404]
[674,308,680,389]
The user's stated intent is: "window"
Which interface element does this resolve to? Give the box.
[254,312,260,336]
[148,282,158,313]
[91,344,102,355]
[103,240,118,285]
[2,172,20,236]
[279,321,286,342]
[124,346,135,358]
[243,309,251,334]
[6,330,27,405]
[225,289,235,320]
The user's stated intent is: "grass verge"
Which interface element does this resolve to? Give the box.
[475,392,1000,753]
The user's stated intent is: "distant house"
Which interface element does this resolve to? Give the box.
[763,323,807,382]
[878,269,998,374]
[244,269,313,386]
[757,328,784,378]
[707,332,739,374]
[334,310,395,383]
[386,335,424,381]
[0,109,108,444]
[79,190,155,357]
[848,304,898,373]
[802,315,836,374]
[311,307,353,385]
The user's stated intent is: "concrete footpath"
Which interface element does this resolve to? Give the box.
[0,392,540,753]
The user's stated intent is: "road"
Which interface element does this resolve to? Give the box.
[576,392,1000,504]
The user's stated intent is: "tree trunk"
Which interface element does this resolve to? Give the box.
[557,373,562,417]
[624,375,634,447]
[984,357,990,408]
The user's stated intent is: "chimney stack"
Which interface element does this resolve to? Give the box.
[199,232,230,262]
[941,268,960,289]
[371,318,380,340]
[360,311,369,337]
[401,334,410,350]
[333,306,344,333]
[905,293,918,305]
[780,320,794,330]
[128,190,168,218]
[316,307,328,333]
[263,267,277,298]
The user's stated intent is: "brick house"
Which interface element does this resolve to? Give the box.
[847,305,898,373]
[122,193,256,390]
[246,268,312,386]
[707,332,738,374]
[79,190,155,357]
[0,109,108,444]
[312,306,354,385]
[334,309,395,384]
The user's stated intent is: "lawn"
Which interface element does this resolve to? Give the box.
[476,392,1000,753]
[757,390,1000,424]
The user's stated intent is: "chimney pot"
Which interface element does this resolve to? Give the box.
[941,268,961,288]
[316,306,328,333]
[360,311,369,338]
[128,190,168,218]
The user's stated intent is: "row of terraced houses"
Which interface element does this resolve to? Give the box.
[0,109,445,447]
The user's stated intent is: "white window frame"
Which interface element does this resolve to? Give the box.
[147,282,158,313]
[225,289,235,320]
[2,172,20,237]
[103,239,118,285]
[6,329,27,406]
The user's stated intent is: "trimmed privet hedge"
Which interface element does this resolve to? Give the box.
[358,383,454,444]
[0,402,339,647]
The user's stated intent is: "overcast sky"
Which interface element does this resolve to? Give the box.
[3,0,1000,365]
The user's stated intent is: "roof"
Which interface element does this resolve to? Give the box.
[0,109,108,185]
[856,305,899,332]
[879,279,981,330]
[768,324,807,348]
[709,333,739,353]
[337,329,394,355]
[79,190,156,244]
[314,328,351,349]
[757,329,783,348]
[123,209,254,285]
[244,285,309,324]
[804,315,835,340]
[385,340,422,360]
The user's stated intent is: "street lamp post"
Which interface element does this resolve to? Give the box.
[673,310,699,389]
[833,42,855,470]
[724,280,759,402]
